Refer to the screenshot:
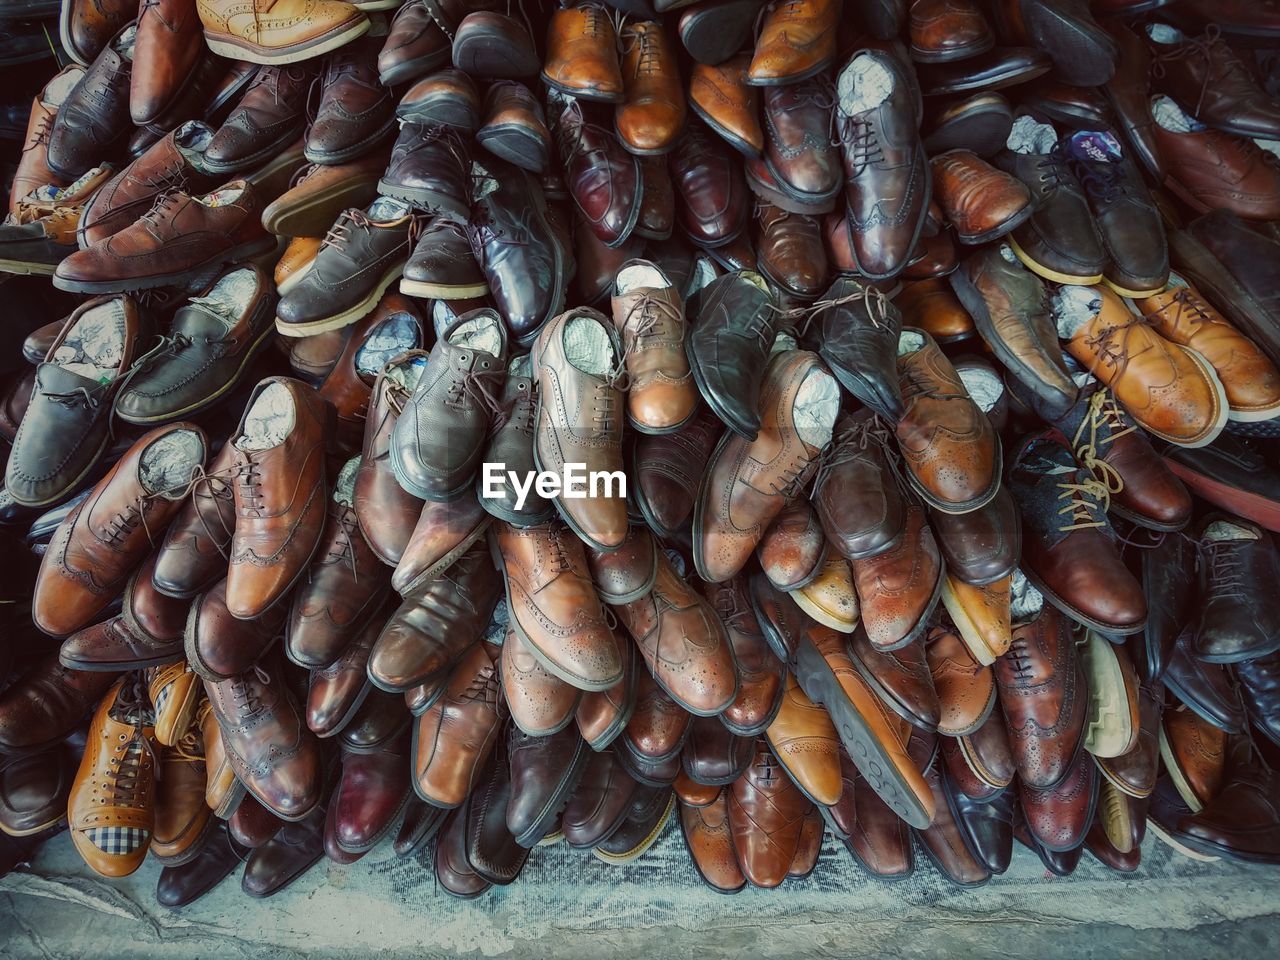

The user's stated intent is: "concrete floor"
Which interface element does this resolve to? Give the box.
[2,822,1278,959]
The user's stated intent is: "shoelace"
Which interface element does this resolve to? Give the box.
[1199,539,1249,602]
[547,524,574,574]
[1055,475,1110,532]
[621,22,661,76]
[619,293,682,366]
[460,664,499,704]
[813,415,905,494]
[766,454,812,499]
[1035,146,1075,193]
[106,674,159,802]
[1070,154,1137,206]
[139,190,185,229]
[446,361,506,419]
[1150,25,1254,119]
[170,727,205,766]
[489,379,535,435]
[183,460,238,557]
[836,117,884,169]
[787,283,892,338]
[1070,389,1132,496]
[228,664,270,717]
[235,454,266,518]
[324,505,362,580]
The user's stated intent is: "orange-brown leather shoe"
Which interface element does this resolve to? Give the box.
[930,149,1034,245]
[616,550,739,717]
[274,236,322,297]
[680,792,746,893]
[925,624,996,737]
[1159,706,1226,813]
[694,350,839,582]
[850,503,944,652]
[616,21,685,155]
[147,661,201,747]
[940,573,1011,665]
[757,499,828,593]
[9,66,84,215]
[501,625,581,738]
[196,0,370,65]
[541,3,624,103]
[1063,284,1228,448]
[1135,278,1280,423]
[763,673,843,807]
[895,278,976,343]
[150,726,213,865]
[67,677,159,877]
[689,54,762,157]
[494,519,623,693]
[793,623,936,828]
[747,0,838,87]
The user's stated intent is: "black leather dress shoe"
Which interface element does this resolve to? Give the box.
[1193,516,1280,664]
[505,723,590,848]
[1239,651,1280,748]
[466,750,530,884]
[157,823,248,907]
[945,769,1014,875]
[241,805,326,898]
[1134,530,1195,683]
[1163,628,1247,734]
[688,271,777,440]
[813,277,904,421]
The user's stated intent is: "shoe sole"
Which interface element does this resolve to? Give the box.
[911,35,995,64]
[1162,457,1280,534]
[1020,563,1146,637]
[0,259,58,276]
[475,126,549,173]
[274,262,404,337]
[486,530,621,693]
[203,20,371,66]
[399,276,489,299]
[958,733,1012,793]
[1162,827,1280,865]
[688,99,760,159]
[744,162,835,217]
[793,635,934,829]
[376,179,470,221]
[939,576,1002,667]
[924,95,1013,159]
[1080,632,1135,759]
[1145,815,1221,862]
[788,586,858,635]
[1007,237,1104,286]
[201,128,307,177]
[115,319,276,426]
[52,237,277,294]
[512,740,592,849]
[1102,276,1167,299]
[1157,725,1205,814]
[263,176,382,238]
[591,792,674,864]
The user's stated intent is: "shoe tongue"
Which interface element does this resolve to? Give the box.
[1007,115,1058,155]
[1065,130,1125,165]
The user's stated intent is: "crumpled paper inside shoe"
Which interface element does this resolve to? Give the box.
[357,312,422,377]
[367,195,412,221]
[1009,568,1045,622]
[509,353,531,378]
[448,312,503,357]
[565,314,615,376]
[139,429,205,499]
[387,354,428,394]
[333,455,360,507]
[897,329,925,356]
[188,267,258,331]
[176,120,215,162]
[33,165,106,203]
[1146,23,1184,45]
[616,262,666,294]
[1152,95,1205,133]
[958,364,1005,414]
[1203,520,1261,542]
[1007,115,1059,155]
[838,54,893,116]
[792,367,839,448]
[43,69,81,109]
[1052,284,1102,339]
[238,381,295,451]
[52,298,126,382]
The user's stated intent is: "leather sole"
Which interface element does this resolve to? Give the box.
[263,175,381,238]
[940,575,1003,667]
[794,634,934,829]
[910,35,996,64]
[924,94,1013,159]
[1081,631,1137,759]
[957,731,1013,793]
[275,261,405,338]
[0,259,57,276]
[0,812,65,837]
[1157,726,1205,814]
[688,99,761,159]
[203,19,371,66]
[475,125,550,173]
[790,587,857,634]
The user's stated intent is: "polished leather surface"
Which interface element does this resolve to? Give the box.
[727,742,813,888]
[929,487,1020,586]
[669,119,750,248]
[926,625,995,737]
[1018,743,1097,852]
[689,54,762,156]
[815,278,906,420]
[813,411,906,563]
[680,792,746,893]
[756,499,826,592]
[747,0,837,86]
[931,150,1031,244]
[1193,516,1280,663]
[506,723,588,847]
[205,65,312,172]
[704,577,786,736]
[850,503,943,652]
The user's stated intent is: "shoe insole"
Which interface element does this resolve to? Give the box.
[238,381,295,451]
[356,311,423,377]
[792,367,839,448]
[139,428,206,499]
[52,298,127,382]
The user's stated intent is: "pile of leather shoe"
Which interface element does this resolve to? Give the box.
[4,0,1280,909]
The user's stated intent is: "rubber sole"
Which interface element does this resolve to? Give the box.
[940,576,1002,667]
[924,96,1014,159]
[274,262,404,337]
[689,99,761,159]
[203,19,370,67]
[1081,631,1136,759]
[263,176,381,238]
[1158,726,1204,814]
[1007,236,1104,286]
[475,126,549,172]
[399,276,488,299]
[52,237,277,294]
[0,259,58,276]
[591,792,675,864]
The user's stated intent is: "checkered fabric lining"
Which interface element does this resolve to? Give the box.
[153,682,172,719]
[84,826,147,856]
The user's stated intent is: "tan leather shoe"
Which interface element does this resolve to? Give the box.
[940,573,1011,665]
[747,0,838,87]
[895,278,977,343]
[1098,777,1143,855]
[850,503,944,651]
[896,328,1000,513]
[792,624,935,827]
[680,793,746,893]
[196,0,370,65]
[501,625,581,737]
[694,350,838,582]
[412,642,504,808]
[1159,706,1226,813]
[274,236,322,297]
[925,624,996,737]
[616,21,685,155]
[689,54,762,156]
[792,555,859,633]
[533,306,628,551]
[575,635,638,750]
[1064,285,1227,448]
[9,66,84,215]
[541,3,624,103]
[147,661,201,747]
[150,727,212,865]
[1135,278,1280,423]
[615,550,738,717]
[493,519,622,692]
[198,697,242,818]
[610,259,697,434]
[757,499,828,593]
[67,677,158,877]
[764,674,842,806]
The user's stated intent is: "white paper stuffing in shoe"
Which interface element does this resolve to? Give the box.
[1007,115,1059,155]
[188,267,258,332]
[449,312,503,356]
[1009,568,1044,621]
[683,255,719,300]
[356,312,422,376]
[1203,520,1261,542]
[333,455,360,507]
[616,262,666,294]
[471,160,499,203]
[175,121,215,160]
[387,354,428,394]
[1165,272,1190,291]
[838,54,893,116]
[1153,95,1205,134]
[1052,284,1102,339]
[44,69,81,108]
[664,547,688,578]
[957,364,1004,413]
[999,243,1019,265]
[200,184,244,207]
[53,298,126,382]
[367,195,411,221]
[509,353,531,379]
[485,599,510,646]
[565,314,614,376]
[139,429,205,498]
[1146,23,1184,44]
[1071,370,1099,390]
[896,329,925,357]
[34,165,106,203]
[239,381,296,451]
[114,23,137,59]
[792,368,839,448]
[1257,137,1280,160]
[431,299,459,340]
[771,331,799,356]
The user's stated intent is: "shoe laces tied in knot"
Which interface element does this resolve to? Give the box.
[1055,475,1110,532]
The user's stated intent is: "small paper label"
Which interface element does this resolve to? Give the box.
[1067,131,1124,164]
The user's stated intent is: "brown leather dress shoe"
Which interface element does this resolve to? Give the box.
[151,442,238,600]
[931,149,1034,246]
[926,625,996,736]
[616,21,685,155]
[909,0,994,63]
[224,377,332,620]
[747,0,838,86]
[132,0,205,125]
[1019,744,1097,852]
[502,625,581,738]
[728,741,815,888]
[689,54,762,157]
[542,3,624,102]
[756,499,827,592]
[704,577,786,737]
[197,0,369,65]
[1153,121,1280,221]
[850,503,944,652]
[681,792,747,893]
